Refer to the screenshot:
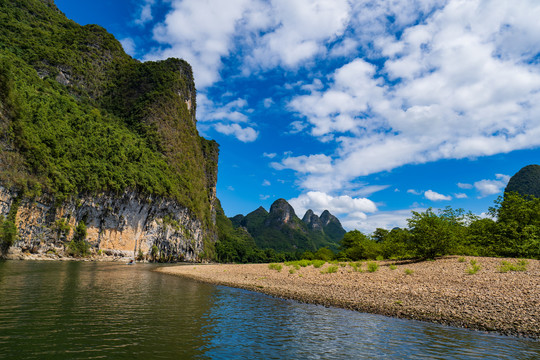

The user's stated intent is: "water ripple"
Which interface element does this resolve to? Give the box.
[0,261,538,359]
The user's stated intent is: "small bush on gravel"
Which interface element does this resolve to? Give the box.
[467,259,481,274]
[367,262,379,272]
[312,260,326,268]
[458,257,466,262]
[404,268,414,275]
[321,265,338,274]
[268,263,283,271]
[350,262,363,272]
[499,260,528,272]
[289,268,296,274]
[389,264,397,270]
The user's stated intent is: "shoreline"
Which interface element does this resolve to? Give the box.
[157,256,540,340]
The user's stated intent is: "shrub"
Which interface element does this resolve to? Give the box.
[389,264,397,270]
[66,221,90,257]
[268,263,283,271]
[404,268,414,275]
[498,260,528,273]
[312,260,325,268]
[367,261,379,272]
[458,257,466,262]
[466,259,481,274]
[349,262,363,272]
[321,265,338,274]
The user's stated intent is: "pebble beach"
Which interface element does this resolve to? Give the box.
[158,256,540,339]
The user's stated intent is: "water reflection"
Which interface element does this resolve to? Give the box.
[0,261,538,359]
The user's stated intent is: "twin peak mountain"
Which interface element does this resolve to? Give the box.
[230,199,346,253]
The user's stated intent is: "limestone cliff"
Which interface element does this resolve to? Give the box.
[0,0,219,260]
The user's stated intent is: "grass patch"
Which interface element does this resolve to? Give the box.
[458,256,466,262]
[367,261,379,273]
[389,264,397,270]
[499,260,528,273]
[349,262,363,272]
[289,268,296,274]
[321,265,339,274]
[466,259,481,274]
[404,268,414,275]
[268,263,283,272]
[312,260,326,268]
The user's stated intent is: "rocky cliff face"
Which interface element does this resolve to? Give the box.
[0,0,219,261]
[0,185,207,261]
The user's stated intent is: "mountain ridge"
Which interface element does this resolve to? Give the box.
[231,198,346,252]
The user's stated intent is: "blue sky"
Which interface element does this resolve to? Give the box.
[54,0,540,233]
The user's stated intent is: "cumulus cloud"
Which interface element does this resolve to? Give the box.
[288,191,377,220]
[342,209,416,233]
[271,154,333,174]
[197,94,258,142]
[134,0,156,26]
[407,189,421,195]
[120,38,136,56]
[457,183,474,189]
[455,193,468,199]
[214,123,258,142]
[474,174,510,198]
[263,152,277,159]
[146,0,352,87]
[262,179,271,186]
[275,0,540,193]
[424,190,452,201]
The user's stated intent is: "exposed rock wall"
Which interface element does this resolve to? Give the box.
[0,185,210,261]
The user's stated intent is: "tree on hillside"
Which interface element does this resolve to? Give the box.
[407,208,465,259]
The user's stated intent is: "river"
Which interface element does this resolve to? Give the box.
[0,261,538,359]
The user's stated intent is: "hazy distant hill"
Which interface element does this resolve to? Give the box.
[505,165,540,198]
[231,199,346,252]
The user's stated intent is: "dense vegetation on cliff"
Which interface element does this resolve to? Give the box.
[0,0,218,229]
[504,164,540,198]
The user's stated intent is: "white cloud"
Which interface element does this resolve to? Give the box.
[424,190,452,201]
[275,0,540,193]
[260,194,271,200]
[457,182,473,189]
[146,0,255,87]
[263,98,274,108]
[214,123,258,142]
[262,179,271,186]
[455,193,468,199]
[196,94,258,142]
[352,185,390,197]
[288,191,377,221]
[271,154,333,174]
[407,189,421,195]
[134,0,156,26]
[246,0,351,69]
[263,152,277,159]
[120,38,136,56]
[474,173,510,198]
[342,209,416,233]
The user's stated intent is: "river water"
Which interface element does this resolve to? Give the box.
[0,261,538,359]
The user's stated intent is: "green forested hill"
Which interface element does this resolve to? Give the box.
[231,199,346,252]
[505,165,540,198]
[0,0,218,225]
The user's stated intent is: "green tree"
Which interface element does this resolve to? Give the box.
[407,208,461,259]
[340,230,381,260]
[66,220,90,257]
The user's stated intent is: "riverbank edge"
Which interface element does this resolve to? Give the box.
[157,258,540,341]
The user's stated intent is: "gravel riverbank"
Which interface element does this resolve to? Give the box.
[158,256,540,339]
